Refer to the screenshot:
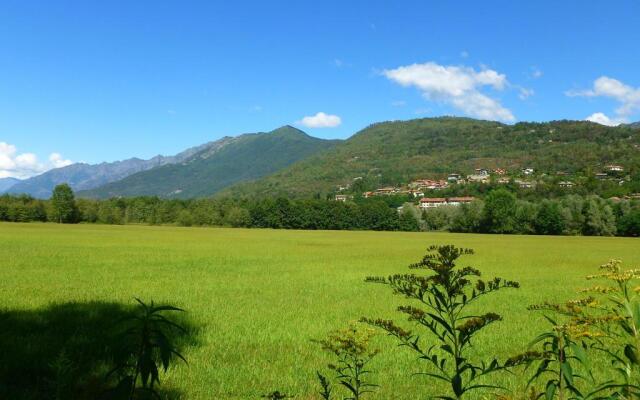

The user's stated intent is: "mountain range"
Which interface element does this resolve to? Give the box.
[4,139,223,198]
[79,126,339,198]
[4,118,640,200]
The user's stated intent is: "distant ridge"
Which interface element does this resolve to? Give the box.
[80,126,339,199]
[7,139,224,198]
[0,177,20,193]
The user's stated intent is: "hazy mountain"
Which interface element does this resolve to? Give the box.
[222,117,640,198]
[7,139,226,198]
[0,177,20,193]
[80,126,339,199]
[629,122,640,128]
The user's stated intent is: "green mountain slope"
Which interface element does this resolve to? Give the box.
[80,126,339,198]
[223,117,640,198]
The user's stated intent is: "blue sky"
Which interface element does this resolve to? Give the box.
[1,0,639,178]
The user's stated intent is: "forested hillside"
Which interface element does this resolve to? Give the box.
[80,126,339,199]
[224,117,640,198]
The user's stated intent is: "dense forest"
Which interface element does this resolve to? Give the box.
[2,185,639,236]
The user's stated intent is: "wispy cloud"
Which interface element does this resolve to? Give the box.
[383,61,515,122]
[298,112,342,128]
[518,87,534,100]
[391,100,406,107]
[0,142,72,179]
[530,67,543,79]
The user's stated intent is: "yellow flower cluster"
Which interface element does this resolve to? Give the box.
[554,322,603,339]
[318,324,379,358]
[586,259,640,284]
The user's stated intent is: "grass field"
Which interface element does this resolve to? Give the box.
[1,222,639,399]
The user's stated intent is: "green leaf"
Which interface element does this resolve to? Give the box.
[545,381,557,400]
[451,373,463,397]
[625,344,639,365]
[561,361,574,387]
[570,342,588,367]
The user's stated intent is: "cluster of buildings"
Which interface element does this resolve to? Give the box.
[361,187,425,198]
[333,163,628,203]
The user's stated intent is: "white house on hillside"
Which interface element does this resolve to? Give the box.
[419,196,476,209]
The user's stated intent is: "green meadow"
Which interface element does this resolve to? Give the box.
[1,222,639,399]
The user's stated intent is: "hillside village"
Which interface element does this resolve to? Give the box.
[334,163,637,209]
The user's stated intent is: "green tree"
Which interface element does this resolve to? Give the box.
[582,196,616,236]
[176,209,194,227]
[560,195,585,235]
[397,209,420,231]
[514,200,538,234]
[534,200,565,235]
[50,184,78,223]
[223,206,251,227]
[97,200,124,224]
[450,201,484,233]
[358,201,399,231]
[618,209,640,236]
[482,189,517,233]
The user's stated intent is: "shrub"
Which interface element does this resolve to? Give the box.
[105,298,187,399]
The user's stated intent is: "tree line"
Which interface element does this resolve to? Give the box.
[0,184,638,236]
[422,188,640,236]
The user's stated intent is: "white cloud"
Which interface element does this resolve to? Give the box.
[391,100,406,107]
[49,153,73,168]
[298,112,342,128]
[585,112,624,126]
[383,62,515,122]
[0,142,73,179]
[518,87,534,100]
[567,76,640,123]
[531,67,543,79]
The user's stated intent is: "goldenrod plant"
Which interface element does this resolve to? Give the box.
[516,259,640,399]
[314,324,380,400]
[362,244,520,399]
[518,299,598,400]
[582,260,640,398]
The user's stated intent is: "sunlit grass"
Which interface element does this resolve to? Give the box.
[1,222,638,399]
